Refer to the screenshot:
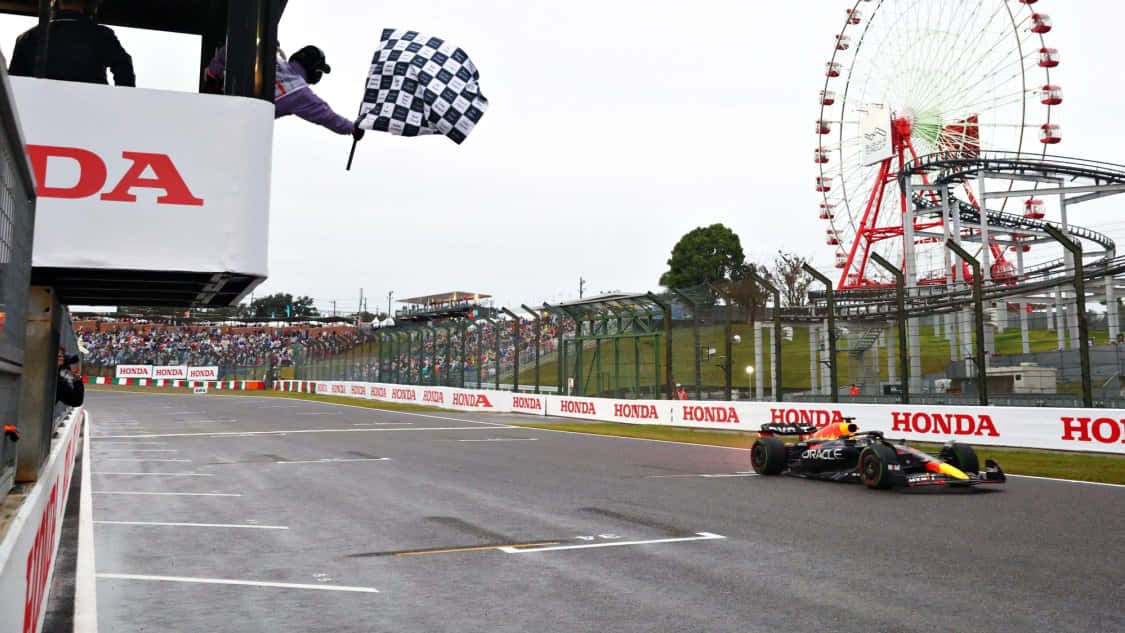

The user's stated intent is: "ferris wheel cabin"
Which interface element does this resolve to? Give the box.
[0,0,283,307]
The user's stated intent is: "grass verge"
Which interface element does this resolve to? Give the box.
[512,421,1125,485]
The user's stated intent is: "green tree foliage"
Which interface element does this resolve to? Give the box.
[248,293,319,318]
[659,224,746,289]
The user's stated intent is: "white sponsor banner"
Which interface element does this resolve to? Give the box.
[152,365,187,380]
[0,408,83,633]
[510,394,547,416]
[11,78,272,277]
[860,104,893,166]
[115,365,152,379]
[187,367,219,381]
[270,382,1125,453]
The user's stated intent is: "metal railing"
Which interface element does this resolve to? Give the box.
[0,62,37,499]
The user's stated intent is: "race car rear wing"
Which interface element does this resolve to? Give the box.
[758,423,819,436]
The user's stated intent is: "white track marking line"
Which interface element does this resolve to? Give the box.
[500,532,726,553]
[93,441,168,446]
[1008,474,1125,488]
[94,426,504,439]
[510,426,755,451]
[94,491,241,497]
[457,438,539,442]
[98,449,179,453]
[96,573,379,593]
[75,411,98,632]
[271,458,390,465]
[294,412,336,416]
[352,422,411,426]
[95,521,288,530]
[92,472,213,477]
[99,459,191,463]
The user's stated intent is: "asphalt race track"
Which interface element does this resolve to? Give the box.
[84,390,1123,633]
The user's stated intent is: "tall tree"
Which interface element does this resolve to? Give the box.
[763,251,814,307]
[659,224,746,289]
[248,293,319,318]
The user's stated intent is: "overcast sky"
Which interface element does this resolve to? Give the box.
[2,1,1123,316]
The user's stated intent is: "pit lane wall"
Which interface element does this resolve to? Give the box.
[275,380,1125,454]
[0,407,83,633]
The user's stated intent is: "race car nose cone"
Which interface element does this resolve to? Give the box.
[926,461,969,480]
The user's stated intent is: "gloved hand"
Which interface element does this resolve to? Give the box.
[353,121,366,141]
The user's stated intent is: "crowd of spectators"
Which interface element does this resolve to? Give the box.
[77,320,366,371]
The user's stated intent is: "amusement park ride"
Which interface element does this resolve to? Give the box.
[804,0,1125,395]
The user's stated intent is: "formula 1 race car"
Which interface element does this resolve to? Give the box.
[749,420,1006,490]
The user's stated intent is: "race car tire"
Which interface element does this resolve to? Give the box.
[941,442,980,475]
[859,444,897,489]
[750,437,786,475]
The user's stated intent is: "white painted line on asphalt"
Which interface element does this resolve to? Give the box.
[96,573,379,593]
[1008,474,1125,488]
[352,422,412,426]
[500,532,726,553]
[92,472,214,477]
[75,411,98,633]
[700,473,758,478]
[295,412,337,416]
[94,491,241,497]
[272,458,390,465]
[93,441,168,446]
[99,449,179,453]
[95,426,505,439]
[95,521,288,530]
[100,459,191,463]
[457,438,540,442]
[509,426,754,451]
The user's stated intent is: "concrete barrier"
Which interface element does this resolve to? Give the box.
[0,407,83,633]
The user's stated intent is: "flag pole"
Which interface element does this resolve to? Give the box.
[346,137,359,171]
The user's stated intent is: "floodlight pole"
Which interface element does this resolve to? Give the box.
[502,308,522,393]
[869,253,909,404]
[1043,225,1093,407]
[748,269,783,402]
[522,305,542,394]
[802,264,838,402]
[944,240,988,406]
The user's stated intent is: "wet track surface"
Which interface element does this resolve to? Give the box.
[85,391,1124,633]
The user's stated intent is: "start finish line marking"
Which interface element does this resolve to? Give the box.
[499,532,725,554]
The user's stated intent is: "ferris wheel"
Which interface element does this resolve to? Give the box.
[816,0,1062,289]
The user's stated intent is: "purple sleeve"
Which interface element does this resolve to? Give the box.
[280,88,355,135]
[207,46,226,79]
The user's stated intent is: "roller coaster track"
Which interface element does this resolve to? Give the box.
[798,153,1125,323]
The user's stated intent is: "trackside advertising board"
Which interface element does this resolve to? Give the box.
[115,365,151,379]
[186,367,219,381]
[10,77,272,278]
[152,365,187,380]
[0,408,83,633]
[274,381,1125,454]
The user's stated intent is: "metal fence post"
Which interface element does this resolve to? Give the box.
[945,240,988,406]
[802,264,838,402]
[502,308,521,392]
[521,305,541,394]
[646,293,674,399]
[1043,225,1093,406]
[671,289,701,399]
[748,270,783,402]
[869,253,909,404]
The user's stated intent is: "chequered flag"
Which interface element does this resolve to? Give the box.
[357,29,488,145]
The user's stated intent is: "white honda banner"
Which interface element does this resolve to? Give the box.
[187,367,219,381]
[152,365,187,380]
[11,78,272,277]
[115,365,152,379]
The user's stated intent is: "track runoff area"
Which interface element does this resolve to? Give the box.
[81,391,1121,633]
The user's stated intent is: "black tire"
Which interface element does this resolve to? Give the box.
[859,444,898,489]
[941,442,980,475]
[750,437,787,475]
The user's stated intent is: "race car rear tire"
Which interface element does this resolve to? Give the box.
[751,437,786,475]
[859,444,897,489]
[941,442,980,475]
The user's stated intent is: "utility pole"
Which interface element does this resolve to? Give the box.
[359,288,364,317]
[579,277,586,299]
[387,291,394,319]
[331,300,336,317]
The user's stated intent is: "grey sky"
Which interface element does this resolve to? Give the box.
[1,1,1123,315]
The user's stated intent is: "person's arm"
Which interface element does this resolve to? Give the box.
[282,88,357,135]
[99,27,135,87]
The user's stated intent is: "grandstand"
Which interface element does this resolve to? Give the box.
[395,291,495,322]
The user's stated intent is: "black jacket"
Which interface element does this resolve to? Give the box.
[57,368,85,408]
[9,10,135,86]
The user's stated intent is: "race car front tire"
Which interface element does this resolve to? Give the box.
[859,444,898,489]
[940,442,980,475]
[751,437,786,475]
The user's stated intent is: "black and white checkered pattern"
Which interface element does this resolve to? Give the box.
[357,29,488,145]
